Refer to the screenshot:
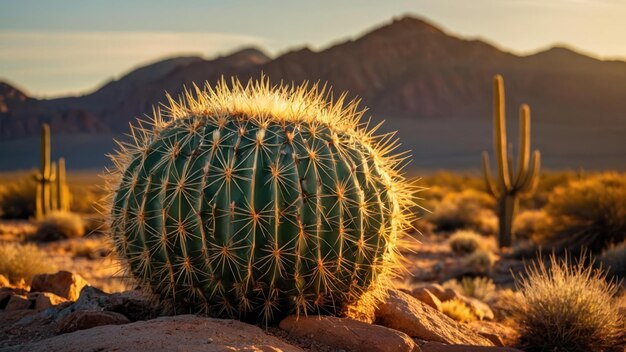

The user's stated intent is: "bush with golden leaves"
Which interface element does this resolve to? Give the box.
[538,173,626,253]
[31,211,85,242]
[428,189,497,235]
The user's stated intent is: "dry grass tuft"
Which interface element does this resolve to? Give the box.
[514,253,624,352]
[443,277,496,302]
[31,211,85,242]
[0,242,56,285]
[441,298,476,323]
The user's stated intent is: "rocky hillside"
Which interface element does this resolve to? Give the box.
[2,16,626,170]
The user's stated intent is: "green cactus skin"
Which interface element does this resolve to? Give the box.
[35,123,54,219]
[482,75,540,248]
[108,78,415,323]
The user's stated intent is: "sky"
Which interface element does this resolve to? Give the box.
[1,0,625,98]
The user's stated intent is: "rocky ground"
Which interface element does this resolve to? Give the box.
[0,219,623,351]
[1,270,520,351]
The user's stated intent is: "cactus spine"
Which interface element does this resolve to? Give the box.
[482,75,540,248]
[35,123,54,219]
[106,77,416,323]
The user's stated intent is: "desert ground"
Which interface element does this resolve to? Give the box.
[1,169,624,351]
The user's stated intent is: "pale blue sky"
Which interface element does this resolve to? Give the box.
[1,0,625,97]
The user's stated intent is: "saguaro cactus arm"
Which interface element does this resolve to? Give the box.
[514,105,531,188]
[520,150,541,194]
[493,74,511,191]
[482,152,500,198]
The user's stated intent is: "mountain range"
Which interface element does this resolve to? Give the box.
[1,16,625,171]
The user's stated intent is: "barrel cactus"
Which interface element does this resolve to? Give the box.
[106,77,416,323]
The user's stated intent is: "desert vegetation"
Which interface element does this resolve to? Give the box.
[1,75,624,352]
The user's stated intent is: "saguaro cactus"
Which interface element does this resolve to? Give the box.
[56,157,71,211]
[35,123,55,218]
[482,75,540,248]
[106,77,416,323]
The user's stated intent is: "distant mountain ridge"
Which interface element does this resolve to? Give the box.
[1,16,625,170]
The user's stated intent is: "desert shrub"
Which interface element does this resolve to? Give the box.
[0,242,56,284]
[443,277,496,302]
[31,211,85,242]
[514,253,624,352]
[441,298,476,322]
[448,230,486,255]
[599,241,626,279]
[0,178,37,219]
[464,249,495,275]
[522,171,581,209]
[428,189,497,235]
[512,209,550,240]
[421,172,485,194]
[538,173,626,254]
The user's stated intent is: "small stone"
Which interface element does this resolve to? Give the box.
[375,289,493,346]
[280,315,417,352]
[412,284,446,301]
[440,288,461,302]
[5,294,32,311]
[457,296,494,321]
[30,292,68,310]
[412,288,443,311]
[477,332,505,347]
[62,286,160,321]
[31,271,89,301]
[0,290,13,309]
[469,321,517,348]
[58,310,131,333]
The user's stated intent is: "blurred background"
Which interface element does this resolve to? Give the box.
[1,0,626,171]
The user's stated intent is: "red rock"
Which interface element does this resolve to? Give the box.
[421,341,523,352]
[5,294,32,311]
[29,292,68,310]
[413,284,446,300]
[30,271,88,301]
[14,315,303,351]
[0,291,12,309]
[440,288,462,302]
[58,310,131,333]
[412,287,443,311]
[0,274,9,287]
[280,315,417,352]
[469,321,518,348]
[457,296,494,321]
[375,289,493,346]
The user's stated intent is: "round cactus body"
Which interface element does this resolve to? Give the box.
[107,78,415,323]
